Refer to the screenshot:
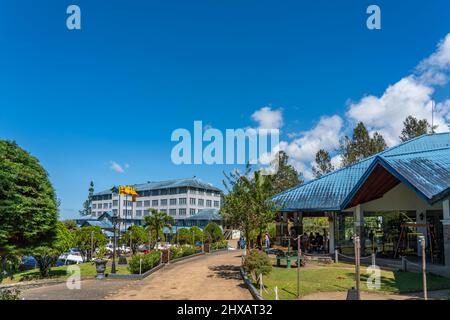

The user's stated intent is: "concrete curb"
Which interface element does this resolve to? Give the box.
[240,267,264,300]
[107,263,164,280]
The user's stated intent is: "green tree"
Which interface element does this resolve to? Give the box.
[121,225,147,254]
[204,222,224,243]
[144,209,174,247]
[339,122,387,166]
[62,219,78,232]
[0,140,58,281]
[79,181,94,216]
[221,165,277,250]
[190,226,203,244]
[268,151,302,196]
[74,226,106,261]
[399,115,434,142]
[312,149,334,178]
[175,228,192,245]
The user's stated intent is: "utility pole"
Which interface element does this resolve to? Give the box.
[90,231,94,261]
[355,236,361,300]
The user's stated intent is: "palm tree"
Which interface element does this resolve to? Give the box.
[143,209,175,248]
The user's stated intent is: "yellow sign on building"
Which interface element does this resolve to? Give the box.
[118,185,138,201]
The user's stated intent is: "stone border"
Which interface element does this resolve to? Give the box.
[240,267,264,300]
[107,263,164,280]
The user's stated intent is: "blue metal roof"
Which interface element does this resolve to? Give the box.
[81,220,113,229]
[94,177,222,196]
[181,209,223,221]
[272,133,450,211]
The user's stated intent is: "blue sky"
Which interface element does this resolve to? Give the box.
[0,1,449,219]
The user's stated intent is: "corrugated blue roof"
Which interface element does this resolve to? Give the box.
[272,133,450,211]
[181,209,222,221]
[81,220,113,229]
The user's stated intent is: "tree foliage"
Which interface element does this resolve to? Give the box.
[204,222,224,243]
[267,151,302,196]
[0,140,58,268]
[339,122,387,166]
[79,181,94,216]
[399,115,434,142]
[121,225,147,254]
[221,165,277,250]
[312,149,334,178]
[144,209,174,246]
[74,226,106,261]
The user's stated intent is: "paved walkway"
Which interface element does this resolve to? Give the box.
[21,278,132,300]
[109,250,252,300]
[301,288,450,300]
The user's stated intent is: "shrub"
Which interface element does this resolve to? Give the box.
[204,222,224,243]
[180,245,201,257]
[0,288,21,300]
[243,249,272,281]
[170,246,183,259]
[128,251,161,274]
[211,240,228,250]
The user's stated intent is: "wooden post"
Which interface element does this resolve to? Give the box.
[275,286,279,300]
[297,236,301,299]
[335,249,339,263]
[355,236,361,300]
[139,258,142,275]
[420,236,428,300]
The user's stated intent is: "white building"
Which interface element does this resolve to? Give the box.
[90,177,222,230]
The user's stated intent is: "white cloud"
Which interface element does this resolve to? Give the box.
[110,161,128,173]
[346,33,450,146]
[251,107,283,129]
[249,33,450,181]
[280,115,343,180]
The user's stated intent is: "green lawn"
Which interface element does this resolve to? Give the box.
[1,261,131,284]
[258,262,450,300]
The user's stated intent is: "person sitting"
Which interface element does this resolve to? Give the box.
[316,232,324,253]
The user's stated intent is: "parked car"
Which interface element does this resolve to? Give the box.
[56,253,84,266]
[19,256,37,271]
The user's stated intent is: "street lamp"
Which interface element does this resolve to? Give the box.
[111,211,118,274]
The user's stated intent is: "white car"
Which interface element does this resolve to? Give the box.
[56,253,84,266]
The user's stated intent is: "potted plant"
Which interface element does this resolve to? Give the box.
[93,246,108,279]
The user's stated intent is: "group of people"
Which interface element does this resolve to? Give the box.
[300,231,327,253]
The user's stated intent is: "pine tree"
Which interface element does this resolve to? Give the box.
[399,115,434,142]
[268,151,303,196]
[339,122,388,166]
[79,181,94,216]
[312,149,334,178]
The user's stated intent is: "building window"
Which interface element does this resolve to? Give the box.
[136,201,142,207]
[98,203,102,209]
[214,201,220,208]
[136,210,142,216]
[206,190,212,196]
[152,200,159,206]
[161,199,168,206]
[179,208,186,216]
[112,209,118,215]
[144,200,150,207]
[92,204,97,209]
[198,199,204,206]
[178,187,187,194]
[179,198,187,205]
[190,198,196,205]
[108,203,112,209]
[170,198,177,206]
[169,209,176,216]
[190,208,196,215]
[169,188,177,195]
[160,189,168,195]
[206,200,212,207]
[144,210,150,217]
[113,200,118,207]
[160,209,167,214]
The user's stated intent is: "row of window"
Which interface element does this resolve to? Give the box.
[94,199,220,209]
[109,208,199,217]
[136,187,221,197]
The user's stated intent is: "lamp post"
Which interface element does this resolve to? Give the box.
[111,212,118,274]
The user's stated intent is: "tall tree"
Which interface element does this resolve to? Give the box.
[268,151,302,196]
[221,165,277,250]
[0,140,58,279]
[121,225,147,254]
[399,115,434,142]
[79,181,94,216]
[312,149,334,178]
[74,226,106,261]
[144,209,174,247]
[339,122,387,166]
